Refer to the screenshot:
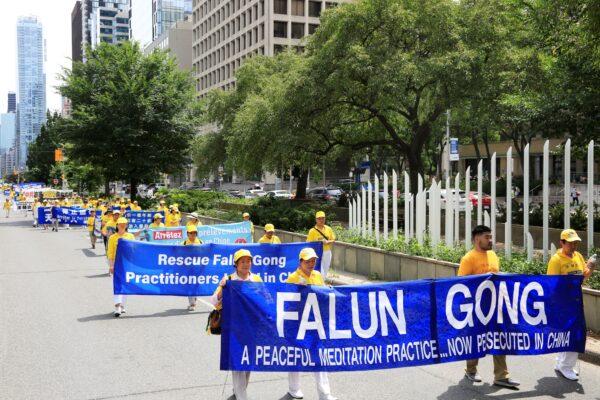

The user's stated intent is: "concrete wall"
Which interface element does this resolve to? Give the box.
[195,214,600,332]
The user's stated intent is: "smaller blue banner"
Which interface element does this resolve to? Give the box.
[37,207,52,224]
[146,221,252,245]
[53,207,93,225]
[125,210,163,230]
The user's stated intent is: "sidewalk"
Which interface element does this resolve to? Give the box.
[328,269,600,366]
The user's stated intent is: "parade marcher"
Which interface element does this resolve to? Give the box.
[149,213,165,228]
[51,200,60,231]
[100,209,113,249]
[131,200,141,211]
[306,211,336,279]
[32,199,42,227]
[166,205,181,227]
[258,223,281,244]
[547,229,595,381]
[107,217,135,317]
[458,225,520,388]
[186,212,203,228]
[3,197,11,218]
[102,210,120,254]
[182,225,203,311]
[87,209,97,249]
[242,212,254,236]
[286,247,337,400]
[210,249,263,400]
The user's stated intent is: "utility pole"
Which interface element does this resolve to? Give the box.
[443,109,450,181]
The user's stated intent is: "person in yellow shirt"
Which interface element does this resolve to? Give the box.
[107,217,135,317]
[182,225,203,311]
[547,229,595,381]
[258,223,281,244]
[243,212,254,236]
[149,213,165,228]
[458,225,519,388]
[186,212,203,228]
[86,209,97,249]
[131,200,141,211]
[166,205,182,227]
[210,249,263,400]
[306,211,336,279]
[3,198,11,218]
[102,210,120,252]
[286,247,336,400]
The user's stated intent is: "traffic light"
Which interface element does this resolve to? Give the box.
[54,149,63,162]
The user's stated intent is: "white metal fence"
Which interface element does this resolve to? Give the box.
[348,139,595,261]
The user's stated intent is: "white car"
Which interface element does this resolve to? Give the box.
[245,189,267,198]
[266,190,292,199]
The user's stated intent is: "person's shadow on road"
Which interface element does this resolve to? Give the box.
[79,248,104,258]
[77,308,209,322]
[437,373,584,400]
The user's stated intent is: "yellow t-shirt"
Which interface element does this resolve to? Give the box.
[86,216,95,232]
[166,212,181,227]
[458,249,500,276]
[107,232,135,261]
[149,222,165,228]
[306,225,336,251]
[3,200,11,209]
[547,249,586,276]
[103,219,117,236]
[258,234,281,244]
[287,269,325,286]
[183,237,202,245]
[211,273,263,310]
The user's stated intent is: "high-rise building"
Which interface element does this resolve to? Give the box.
[130,0,153,48]
[72,1,83,62]
[191,0,346,98]
[7,92,16,113]
[0,113,17,152]
[144,18,192,70]
[82,0,130,49]
[16,16,46,168]
[153,0,192,41]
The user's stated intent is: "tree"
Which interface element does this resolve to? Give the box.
[26,112,62,184]
[59,42,200,198]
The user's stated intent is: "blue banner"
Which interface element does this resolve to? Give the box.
[125,210,163,230]
[220,274,586,372]
[113,241,323,296]
[53,207,92,225]
[37,207,52,224]
[146,221,252,244]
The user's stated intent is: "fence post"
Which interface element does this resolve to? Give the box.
[491,152,497,250]
[588,140,594,255]
[543,140,549,262]
[431,180,440,248]
[367,180,373,235]
[348,199,353,229]
[477,160,483,225]
[404,172,410,243]
[454,173,460,244]
[361,186,367,238]
[506,147,512,259]
[375,174,380,244]
[410,194,415,243]
[465,167,472,250]
[383,172,389,241]
[523,143,529,250]
[527,232,533,261]
[445,177,453,247]
[392,170,398,239]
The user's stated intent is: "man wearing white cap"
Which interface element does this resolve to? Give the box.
[285,247,337,400]
[547,228,595,381]
[306,211,336,279]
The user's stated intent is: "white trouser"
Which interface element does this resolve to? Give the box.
[113,294,127,306]
[4,208,9,217]
[321,250,332,278]
[188,296,197,305]
[232,371,251,400]
[288,372,331,397]
[556,351,578,371]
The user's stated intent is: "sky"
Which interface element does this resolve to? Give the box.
[0,0,74,114]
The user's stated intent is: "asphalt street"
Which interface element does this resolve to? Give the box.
[1,208,599,400]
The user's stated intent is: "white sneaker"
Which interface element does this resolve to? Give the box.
[120,307,126,314]
[319,395,338,400]
[288,390,304,399]
[557,367,578,381]
[114,306,122,317]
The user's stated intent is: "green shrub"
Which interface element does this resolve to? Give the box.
[158,189,227,212]
[246,197,336,232]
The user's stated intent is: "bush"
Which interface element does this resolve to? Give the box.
[246,197,336,232]
[158,189,227,212]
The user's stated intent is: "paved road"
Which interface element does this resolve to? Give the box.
[1,209,599,400]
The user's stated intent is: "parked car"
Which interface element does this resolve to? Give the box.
[141,182,167,197]
[245,189,267,198]
[265,190,293,199]
[307,186,344,202]
[227,189,245,198]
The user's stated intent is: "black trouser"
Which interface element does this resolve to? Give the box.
[103,235,108,249]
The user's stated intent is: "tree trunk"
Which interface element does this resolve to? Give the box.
[295,168,309,199]
[406,150,424,194]
[482,130,492,175]
[104,178,110,197]
[130,176,138,200]
[471,131,481,160]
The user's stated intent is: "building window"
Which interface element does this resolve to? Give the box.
[100,10,117,17]
[308,1,321,17]
[100,27,113,34]
[291,23,304,39]
[273,21,287,38]
[308,23,319,34]
[291,0,305,16]
[116,26,129,33]
[274,44,286,54]
[274,0,287,14]
[116,17,128,24]
[100,19,113,26]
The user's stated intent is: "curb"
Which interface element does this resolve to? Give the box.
[328,273,600,367]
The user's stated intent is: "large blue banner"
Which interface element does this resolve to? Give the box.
[53,207,92,225]
[220,274,586,372]
[146,221,252,244]
[125,210,163,230]
[37,206,52,224]
[113,240,323,296]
